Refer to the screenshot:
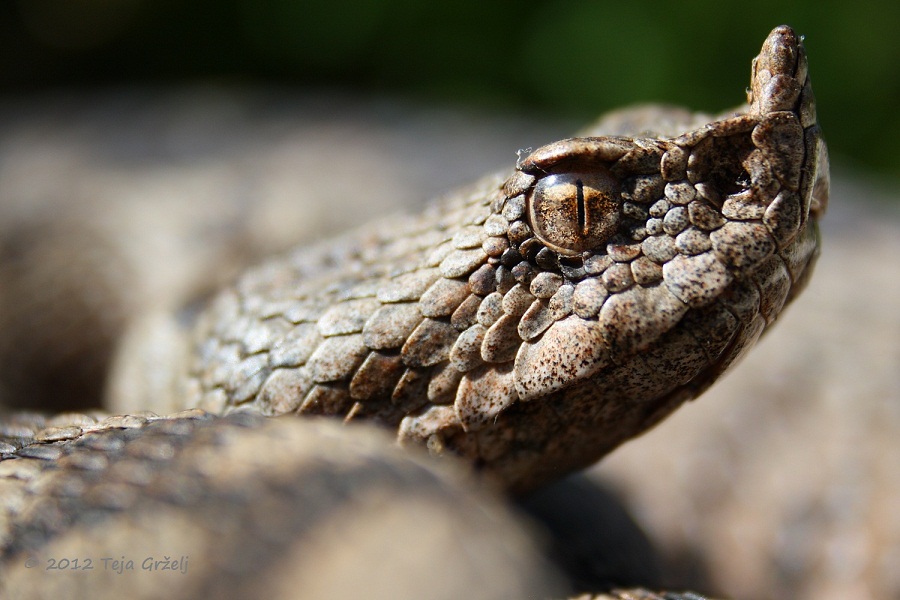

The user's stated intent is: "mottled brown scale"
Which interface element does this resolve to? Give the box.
[111,25,833,495]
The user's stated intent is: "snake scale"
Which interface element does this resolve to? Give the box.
[0,26,827,599]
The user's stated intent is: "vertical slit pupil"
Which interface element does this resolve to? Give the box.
[575,179,586,235]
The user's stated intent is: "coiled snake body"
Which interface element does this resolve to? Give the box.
[0,26,827,599]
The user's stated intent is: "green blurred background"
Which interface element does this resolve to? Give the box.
[1,0,898,179]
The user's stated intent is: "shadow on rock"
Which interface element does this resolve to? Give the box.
[517,474,716,595]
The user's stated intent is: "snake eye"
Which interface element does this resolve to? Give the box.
[526,169,621,256]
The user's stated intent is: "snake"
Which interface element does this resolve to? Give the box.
[0,25,827,599]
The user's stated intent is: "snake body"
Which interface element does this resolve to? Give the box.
[0,26,827,598]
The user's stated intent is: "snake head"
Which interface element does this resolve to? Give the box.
[186,25,827,494]
[399,25,828,491]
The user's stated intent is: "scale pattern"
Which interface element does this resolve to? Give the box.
[185,26,828,492]
[0,25,828,599]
